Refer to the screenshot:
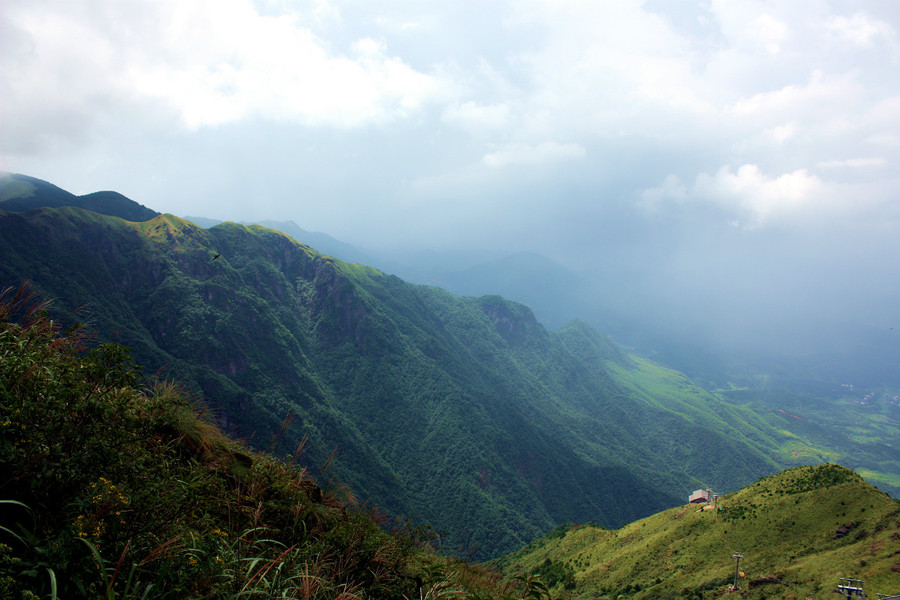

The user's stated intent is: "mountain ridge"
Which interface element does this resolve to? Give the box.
[0,200,795,558]
[497,463,900,599]
[0,172,159,222]
[5,175,884,560]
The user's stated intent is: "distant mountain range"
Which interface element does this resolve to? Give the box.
[1,172,897,560]
[185,211,900,500]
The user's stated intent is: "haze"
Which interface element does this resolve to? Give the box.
[3,0,900,383]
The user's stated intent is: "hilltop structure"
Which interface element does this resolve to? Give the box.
[689,488,712,503]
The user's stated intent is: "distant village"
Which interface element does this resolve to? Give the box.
[840,383,900,407]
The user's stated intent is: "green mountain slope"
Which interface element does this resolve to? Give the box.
[0,173,158,221]
[0,190,801,558]
[0,290,508,599]
[497,464,900,599]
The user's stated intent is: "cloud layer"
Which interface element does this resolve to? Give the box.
[3,0,900,363]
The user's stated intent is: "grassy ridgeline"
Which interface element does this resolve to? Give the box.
[0,287,508,599]
[497,464,900,600]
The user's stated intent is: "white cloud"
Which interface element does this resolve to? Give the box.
[826,13,894,46]
[638,174,688,215]
[748,13,789,55]
[769,123,797,143]
[728,70,858,118]
[133,6,452,129]
[818,157,887,169]
[867,133,900,147]
[375,16,424,34]
[502,0,717,134]
[642,164,829,228]
[5,0,900,371]
[4,0,900,243]
[0,0,451,145]
[482,142,585,169]
[442,101,511,133]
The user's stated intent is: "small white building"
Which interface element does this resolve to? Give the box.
[689,489,711,504]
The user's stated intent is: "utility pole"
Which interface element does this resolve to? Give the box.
[732,553,743,590]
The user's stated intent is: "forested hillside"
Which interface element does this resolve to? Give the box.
[0,175,805,558]
[0,288,508,598]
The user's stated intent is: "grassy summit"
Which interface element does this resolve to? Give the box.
[497,464,900,600]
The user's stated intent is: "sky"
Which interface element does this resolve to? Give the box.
[3,0,900,373]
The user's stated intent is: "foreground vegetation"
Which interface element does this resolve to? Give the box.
[497,464,900,599]
[0,286,513,598]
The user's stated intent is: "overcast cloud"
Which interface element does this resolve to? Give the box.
[3,0,900,372]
